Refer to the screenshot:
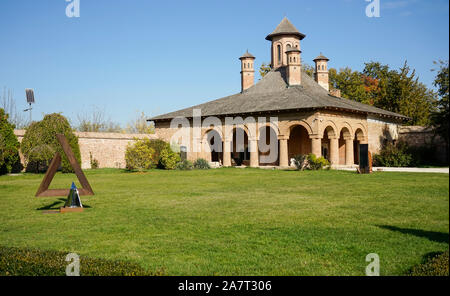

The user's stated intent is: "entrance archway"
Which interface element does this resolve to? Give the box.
[321,126,336,162]
[205,129,223,164]
[231,128,249,166]
[288,125,311,164]
[354,128,365,165]
[339,127,352,165]
[258,125,279,166]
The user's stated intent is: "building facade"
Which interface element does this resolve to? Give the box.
[150,18,407,168]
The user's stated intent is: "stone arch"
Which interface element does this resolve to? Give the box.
[225,123,254,142]
[283,120,313,138]
[202,129,223,163]
[231,127,250,166]
[339,122,354,139]
[201,126,224,142]
[288,125,312,162]
[321,121,338,139]
[354,123,367,139]
[353,126,367,165]
[338,126,353,165]
[257,121,280,138]
[258,125,279,166]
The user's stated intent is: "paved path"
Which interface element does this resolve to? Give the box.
[372,167,449,174]
[338,167,449,174]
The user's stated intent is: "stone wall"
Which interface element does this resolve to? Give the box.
[399,126,448,163]
[367,116,400,154]
[14,130,157,169]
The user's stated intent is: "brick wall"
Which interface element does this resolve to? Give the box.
[14,130,157,169]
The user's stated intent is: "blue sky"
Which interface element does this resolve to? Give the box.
[0,0,448,126]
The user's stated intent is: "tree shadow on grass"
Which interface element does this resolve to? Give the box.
[36,198,91,211]
[377,225,449,244]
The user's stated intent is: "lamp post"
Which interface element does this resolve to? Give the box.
[24,89,35,123]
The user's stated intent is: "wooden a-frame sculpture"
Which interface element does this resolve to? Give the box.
[35,134,94,197]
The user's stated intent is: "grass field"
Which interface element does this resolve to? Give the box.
[0,168,448,276]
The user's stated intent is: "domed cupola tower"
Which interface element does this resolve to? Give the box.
[265,17,306,69]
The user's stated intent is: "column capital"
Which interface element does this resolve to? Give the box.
[278,135,289,141]
[309,134,323,140]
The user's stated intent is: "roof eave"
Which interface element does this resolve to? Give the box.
[265,32,306,41]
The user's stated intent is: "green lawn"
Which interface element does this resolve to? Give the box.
[0,168,448,276]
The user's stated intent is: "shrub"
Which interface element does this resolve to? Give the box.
[176,159,194,170]
[407,145,442,167]
[409,250,449,276]
[20,113,81,173]
[194,158,210,170]
[308,153,330,170]
[158,147,180,170]
[125,138,180,171]
[146,139,171,165]
[293,154,308,170]
[373,141,413,167]
[0,109,21,175]
[0,245,165,276]
[125,139,156,171]
[293,153,330,170]
[89,152,99,169]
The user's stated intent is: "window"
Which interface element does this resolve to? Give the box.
[277,44,281,64]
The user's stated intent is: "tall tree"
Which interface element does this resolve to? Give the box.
[259,63,272,78]
[363,61,436,125]
[76,106,122,133]
[431,60,449,163]
[330,61,435,125]
[126,111,154,134]
[1,87,27,129]
[329,67,371,104]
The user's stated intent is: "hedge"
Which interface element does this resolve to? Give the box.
[409,250,449,276]
[0,246,165,276]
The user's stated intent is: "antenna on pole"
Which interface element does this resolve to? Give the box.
[24,89,35,123]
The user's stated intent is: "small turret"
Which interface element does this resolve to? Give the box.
[286,46,301,86]
[313,53,330,91]
[239,51,255,92]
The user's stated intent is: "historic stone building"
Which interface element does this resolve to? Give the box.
[150,18,408,168]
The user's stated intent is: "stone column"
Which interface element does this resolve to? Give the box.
[223,140,231,167]
[249,139,259,167]
[329,137,339,166]
[345,138,354,166]
[279,136,289,167]
[310,136,322,158]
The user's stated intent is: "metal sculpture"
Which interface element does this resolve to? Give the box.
[35,134,94,197]
[60,182,84,213]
